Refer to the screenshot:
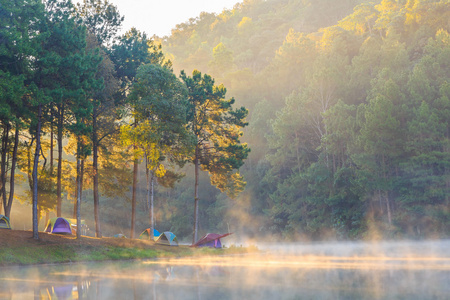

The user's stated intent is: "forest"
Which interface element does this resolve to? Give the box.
[1,0,450,242]
[0,0,248,242]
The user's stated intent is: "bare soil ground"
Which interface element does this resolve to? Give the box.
[0,229,190,254]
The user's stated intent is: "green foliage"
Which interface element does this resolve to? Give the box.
[208,42,235,77]
[181,69,250,198]
[162,0,450,240]
[121,63,193,177]
[76,0,124,46]
[3,0,450,242]
[111,28,168,94]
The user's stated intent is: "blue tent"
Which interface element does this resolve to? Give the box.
[0,214,11,229]
[139,228,178,246]
[139,228,161,240]
[155,231,178,246]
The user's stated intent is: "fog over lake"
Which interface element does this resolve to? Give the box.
[1,240,449,299]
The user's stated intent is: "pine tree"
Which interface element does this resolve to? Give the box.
[181,70,250,243]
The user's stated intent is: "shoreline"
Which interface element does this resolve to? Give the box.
[0,229,254,267]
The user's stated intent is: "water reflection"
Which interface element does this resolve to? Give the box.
[38,282,89,300]
[0,265,91,300]
[1,241,449,299]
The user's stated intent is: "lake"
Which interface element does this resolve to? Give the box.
[1,240,449,299]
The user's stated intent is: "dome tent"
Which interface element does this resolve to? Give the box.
[139,228,178,246]
[44,217,72,234]
[192,233,232,248]
[0,215,11,229]
[139,228,160,240]
[155,231,178,246]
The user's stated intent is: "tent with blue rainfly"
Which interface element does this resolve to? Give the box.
[192,233,232,248]
[44,217,72,234]
[139,228,178,246]
[155,231,178,246]
[139,228,161,240]
[0,214,11,229]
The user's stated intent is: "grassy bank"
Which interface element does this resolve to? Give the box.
[0,230,255,267]
[0,244,178,266]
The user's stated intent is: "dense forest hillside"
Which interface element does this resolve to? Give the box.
[157,0,450,240]
[2,0,450,242]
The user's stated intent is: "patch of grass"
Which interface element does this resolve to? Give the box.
[0,246,78,265]
[0,249,19,264]
[0,241,259,267]
[100,246,159,260]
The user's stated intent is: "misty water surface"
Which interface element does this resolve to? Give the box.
[1,240,449,299]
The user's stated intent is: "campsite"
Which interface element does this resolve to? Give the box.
[0,228,245,267]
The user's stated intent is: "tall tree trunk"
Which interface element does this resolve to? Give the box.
[76,157,84,239]
[57,104,64,217]
[74,158,84,223]
[50,111,54,171]
[73,197,77,219]
[130,153,138,239]
[27,141,33,192]
[49,114,54,218]
[81,159,85,235]
[75,158,80,237]
[32,104,42,240]
[5,125,19,218]
[192,144,200,244]
[385,191,392,226]
[151,171,154,240]
[1,123,10,213]
[92,111,101,237]
[50,115,54,217]
[0,126,2,214]
[145,158,153,240]
[381,154,392,226]
[445,125,450,207]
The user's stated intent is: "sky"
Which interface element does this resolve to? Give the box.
[107,0,241,37]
